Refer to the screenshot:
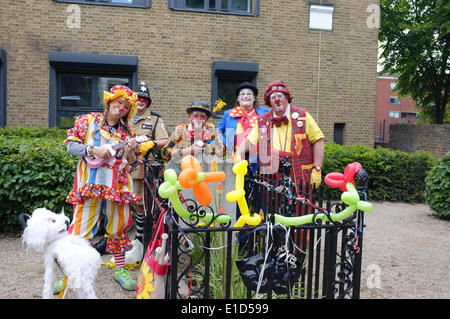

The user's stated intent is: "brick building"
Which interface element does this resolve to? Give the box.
[375,74,420,143]
[0,0,378,147]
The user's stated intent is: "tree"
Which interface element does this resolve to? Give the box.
[379,0,450,124]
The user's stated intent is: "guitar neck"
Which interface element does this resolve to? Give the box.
[112,140,128,150]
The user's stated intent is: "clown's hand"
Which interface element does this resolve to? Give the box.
[310,168,322,189]
[138,140,155,157]
[233,152,242,164]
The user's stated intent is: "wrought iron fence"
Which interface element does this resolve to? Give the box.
[142,156,368,299]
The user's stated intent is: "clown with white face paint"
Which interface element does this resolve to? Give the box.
[236,79,325,196]
[162,101,225,165]
[217,82,269,172]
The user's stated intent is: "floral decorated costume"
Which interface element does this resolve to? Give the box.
[66,112,141,254]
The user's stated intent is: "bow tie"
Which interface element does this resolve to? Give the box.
[271,116,289,127]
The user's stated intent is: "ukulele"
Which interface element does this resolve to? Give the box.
[85,135,149,169]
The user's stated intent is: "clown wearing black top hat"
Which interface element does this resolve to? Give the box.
[217,81,269,172]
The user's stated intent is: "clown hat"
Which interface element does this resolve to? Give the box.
[103,84,138,120]
[264,79,292,107]
[186,101,212,117]
[235,81,258,97]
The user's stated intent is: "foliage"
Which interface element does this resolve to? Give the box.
[424,151,450,219]
[321,143,436,202]
[0,128,77,233]
[379,0,450,124]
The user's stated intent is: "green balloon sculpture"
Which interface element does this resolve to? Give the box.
[158,168,231,225]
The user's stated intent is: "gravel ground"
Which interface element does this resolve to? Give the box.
[1,201,449,299]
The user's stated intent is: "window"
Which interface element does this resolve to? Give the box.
[309,4,334,31]
[333,123,345,145]
[390,97,401,104]
[389,111,400,118]
[55,0,151,8]
[49,52,138,128]
[390,82,396,91]
[211,61,258,117]
[0,49,6,127]
[169,0,257,16]
[57,73,131,128]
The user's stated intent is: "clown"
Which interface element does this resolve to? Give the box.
[217,82,269,172]
[162,101,225,164]
[65,84,141,291]
[124,81,169,266]
[236,79,325,200]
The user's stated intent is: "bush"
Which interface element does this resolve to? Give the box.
[424,151,450,219]
[322,143,436,202]
[0,127,77,233]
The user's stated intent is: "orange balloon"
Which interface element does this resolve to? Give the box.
[203,171,226,183]
[194,182,212,207]
[181,155,202,172]
[178,168,198,188]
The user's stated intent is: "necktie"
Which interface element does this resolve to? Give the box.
[271,116,289,127]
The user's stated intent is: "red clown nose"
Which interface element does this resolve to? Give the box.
[274,98,281,104]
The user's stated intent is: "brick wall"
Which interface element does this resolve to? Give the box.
[1,0,378,147]
[388,124,450,160]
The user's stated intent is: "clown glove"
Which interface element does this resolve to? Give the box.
[310,169,322,189]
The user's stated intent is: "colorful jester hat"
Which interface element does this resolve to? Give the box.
[103,84,138,120]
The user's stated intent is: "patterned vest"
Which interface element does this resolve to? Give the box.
[257,105,314,190]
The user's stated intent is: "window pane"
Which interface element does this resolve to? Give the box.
[231,0,249,12]
[186,0,204,9]
[111,0,133,3]
[57,110,88,129]
[217,78,251,115]
[208,0,215,9]
[390,97,400,104]
[60,74,93,108]
[98,76,130,107]
[309,4,334,31]
[221,0,228,10]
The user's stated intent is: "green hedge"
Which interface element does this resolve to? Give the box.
[322,144,436,203]
[0,127,437,233]
[424,151,450,219]
[0,127,76,233]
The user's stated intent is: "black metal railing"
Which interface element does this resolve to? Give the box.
[142,157,368,299]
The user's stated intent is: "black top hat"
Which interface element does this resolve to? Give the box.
[235,82,258,97]
[186,100,212,117]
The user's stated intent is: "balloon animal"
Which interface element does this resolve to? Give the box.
[158,168,231,224]
[178,155,226,207]
[226,161,262,229]
[272,162,373,226]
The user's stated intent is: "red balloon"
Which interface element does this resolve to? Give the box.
[324,172,345,188]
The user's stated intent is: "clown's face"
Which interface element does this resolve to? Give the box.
[237,88,255,110]
[109,97,131,119]
[136,97,149,114]
[270,92,289,116]
[188,111,209,130]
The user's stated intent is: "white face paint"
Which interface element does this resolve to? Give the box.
[238,88,255,110]
[109,97,130,117]
[270,92,289,116]
[136,97,149,114]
